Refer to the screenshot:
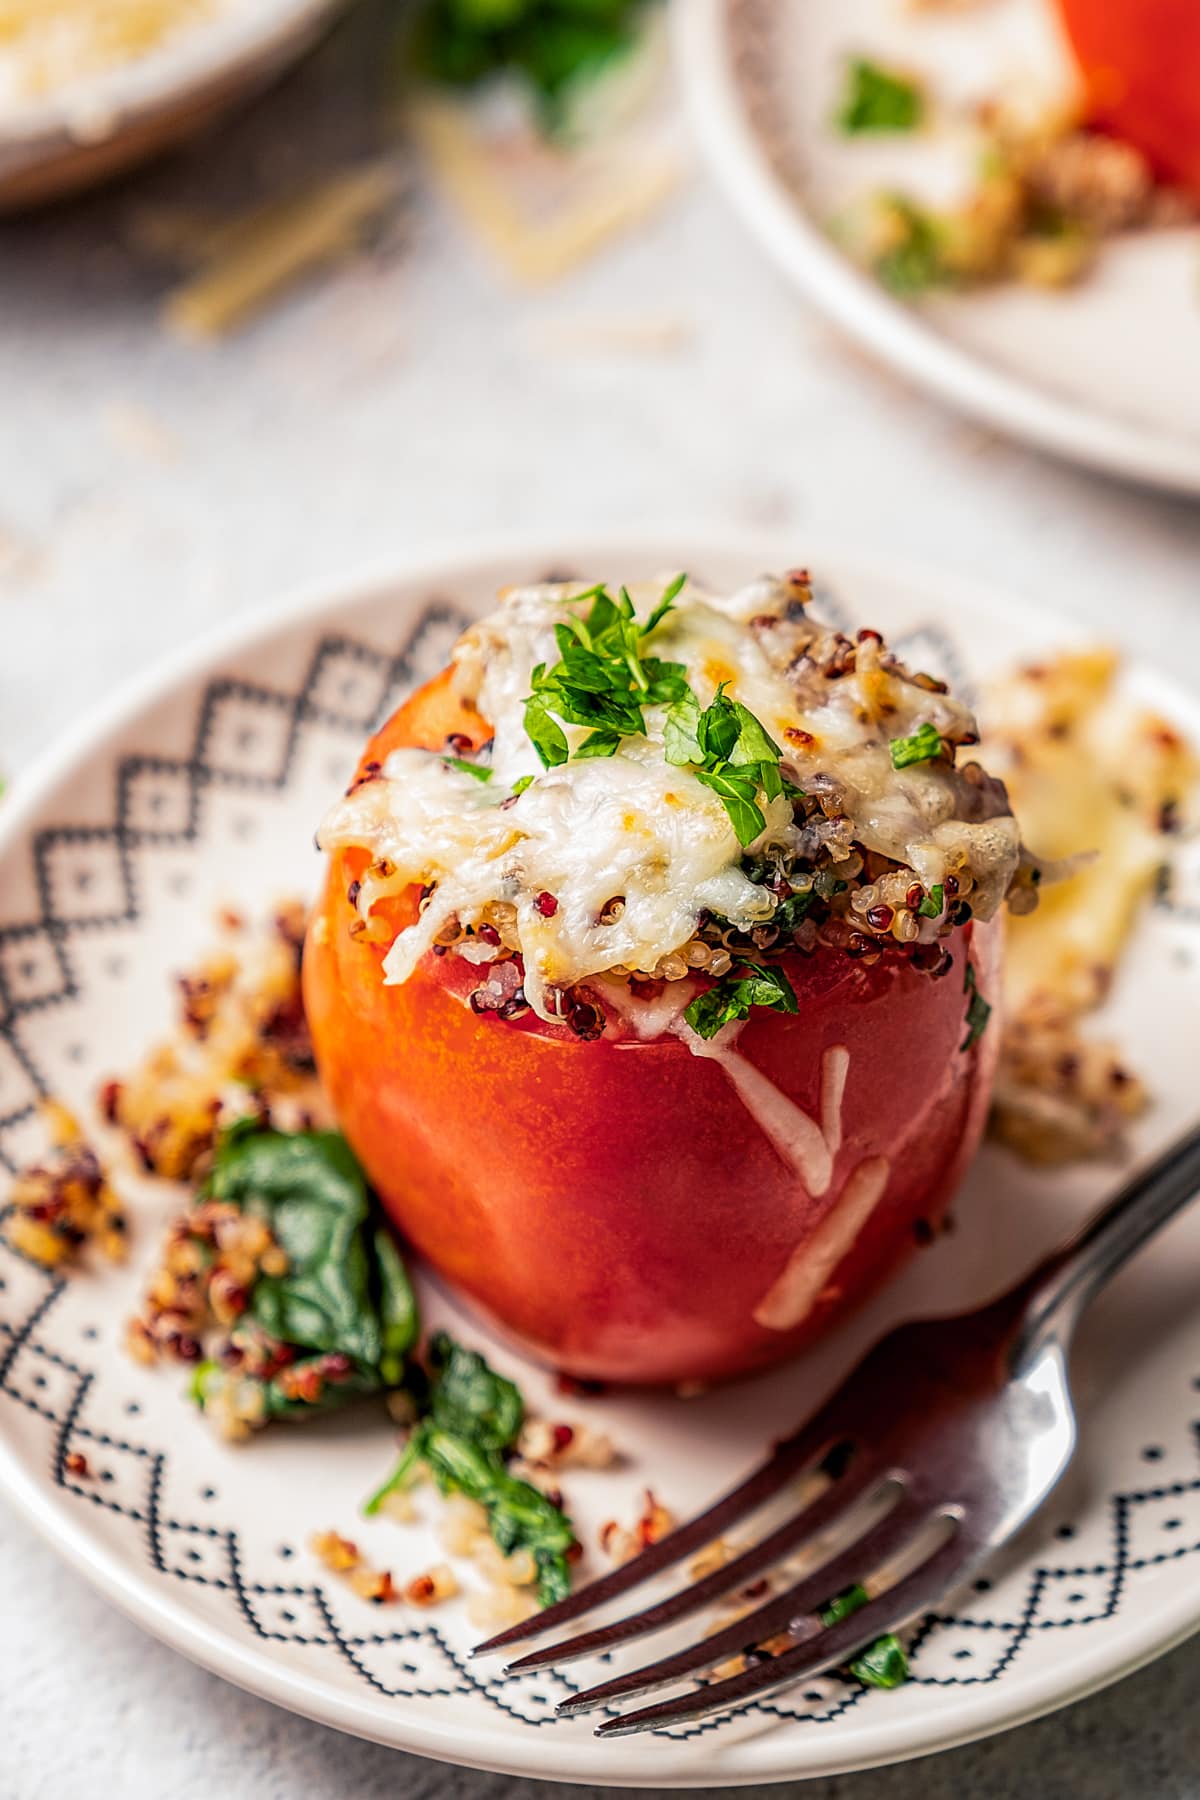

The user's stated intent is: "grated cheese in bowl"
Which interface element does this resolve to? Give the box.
[0,0,225,114]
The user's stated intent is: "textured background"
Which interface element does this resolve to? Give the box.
[2,6,1200,1795]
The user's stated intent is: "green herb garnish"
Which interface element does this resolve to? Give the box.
[664,683,802,847]
[523,576,690,770]
[837,57,924,135]
[961,962,992,1052]
[772,889,815,933]
[917,883,944,920]
[190,1122,419,1424]
[412,0,651,133]
[819,1583,910,1690]
[522,578,800,847]
[442,755,492,783]
[365,1332,575,1605]
[511,774,535,797]
[683,961,799,1041]
[874,196,945,298]
[890,721,943,770]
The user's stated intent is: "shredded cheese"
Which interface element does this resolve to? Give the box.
[0,0,221,111]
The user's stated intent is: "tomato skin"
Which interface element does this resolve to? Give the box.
[303,674,1001,1385]
[1055,0,1200,197]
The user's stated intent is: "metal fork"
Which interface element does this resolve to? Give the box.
[474,1124,1200,1736]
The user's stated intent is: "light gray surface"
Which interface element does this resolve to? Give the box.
[2,7,1200,1796]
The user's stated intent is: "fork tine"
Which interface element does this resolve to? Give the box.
[593,1527,967,1737]
[504,1453,891,1677]
[558,1489,926,1715]
[471,1414,848,1659]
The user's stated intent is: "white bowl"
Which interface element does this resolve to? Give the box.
[0,0,346,209]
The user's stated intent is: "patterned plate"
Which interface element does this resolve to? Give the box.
[2,536,1199,1785]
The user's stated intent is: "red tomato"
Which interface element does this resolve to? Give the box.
[1055,0,1200,197]
[303,672,1001,1386]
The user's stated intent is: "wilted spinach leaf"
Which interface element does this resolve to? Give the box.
[365,1330,576,1605]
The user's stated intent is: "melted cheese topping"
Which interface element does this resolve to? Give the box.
[982,647,1195,1014]
[318,574,1024,1023]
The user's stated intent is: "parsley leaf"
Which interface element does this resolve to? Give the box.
[890,721,943,769]
[683,961,799,1040]
[695,767,766,847]
[511,775,534,797]
[819,1583,910,1690]
[837,58,924,135]
[644,570,688,633]
[663,690,704,765]
[728,702,782,767]
[961,963,992,1051]
[664,683,798,846]
[441,755,492,783]
[524,692,570,769]
[917,883,944,919]
[574,730,622,759]
[412,0,651,135]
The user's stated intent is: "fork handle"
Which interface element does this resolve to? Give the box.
[1011,1122,1200,1374]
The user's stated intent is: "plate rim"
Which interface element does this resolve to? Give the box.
[675,0,1200,499]
[2,527,1199,1785]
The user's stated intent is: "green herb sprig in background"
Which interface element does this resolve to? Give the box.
[414,0,653,134]
[837,57,924,135]
[819,1583,910,1689]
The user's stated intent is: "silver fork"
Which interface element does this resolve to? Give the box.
[474,1123,1200,1736]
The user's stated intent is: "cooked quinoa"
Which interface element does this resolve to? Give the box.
[2,1101,127,1269]
[101,900,328,1183]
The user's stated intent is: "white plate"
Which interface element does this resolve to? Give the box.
[1,533,1199,1786]
[678,0,1200,495]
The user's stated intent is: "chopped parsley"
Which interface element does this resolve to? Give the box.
[412,0,652,133]
[683,961,799,1041]
[523,580,801,848]
[890,721,943,770]
[511,774,534,797]
[961,963,992,1051]
[772,889,816,933]
[873,196,945,298]
[837,57,924,135]
[819,1583,909,1690]
[917,883,944,920]
[523,575,690,769]
[441,755,492,782]
[665,683,804,847]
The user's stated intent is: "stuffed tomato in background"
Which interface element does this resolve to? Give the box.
[304,570,1037,1386]
[1055,0,1200,201]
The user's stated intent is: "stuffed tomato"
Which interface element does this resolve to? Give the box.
[304,570,1035,1385]
[1055,0,1200,200]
